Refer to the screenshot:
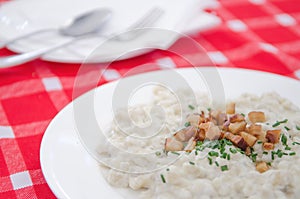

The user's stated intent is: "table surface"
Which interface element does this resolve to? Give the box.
[1,0,300,198]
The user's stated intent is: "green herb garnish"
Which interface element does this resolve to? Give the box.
[189,161,195,165]
[155,151,161,156]
[293,142,300,145]
[284,126,290,131]
[296,125,300,130]
[221,165,228,171]
[184,122,191,127]
[229,148,237,154]
[289,152,296,156]
[215,161,219,167]
[208,157,213,165]
[188,105,195,110]
[285,146,291,150]
[281,134,288,146]
[272,119,288,127]
[160,174,166,183]
[208,151,219,157]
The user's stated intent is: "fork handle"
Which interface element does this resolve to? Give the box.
[0,37,81,68]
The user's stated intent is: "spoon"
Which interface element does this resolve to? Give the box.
[0,8,112,68]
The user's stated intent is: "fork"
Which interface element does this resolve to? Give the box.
[0,7,164,68]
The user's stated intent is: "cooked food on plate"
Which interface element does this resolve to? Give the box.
[98,87,300,199]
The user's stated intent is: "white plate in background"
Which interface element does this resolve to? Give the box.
[0,0,220,63]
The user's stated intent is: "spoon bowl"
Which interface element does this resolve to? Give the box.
[60,9,112,37]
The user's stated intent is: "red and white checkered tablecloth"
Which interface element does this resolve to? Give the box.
[1,0,300,198]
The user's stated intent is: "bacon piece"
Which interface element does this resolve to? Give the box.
[174,126,197,142]
[186,113,204,127]
[184,137,196,152]
[164,138,184,151]
[263,142,274,150]
[206,124,222,140]
[224,132,248,150]
[228,121,247,135]
[256,161,269,173]
[240,131,257,147]
[196,128,206,142]
[210,110,228,126]
[248,124,267,142]
[248,111,266,123]
[226,102,235,114]
[230,114,245,123]
[266,129,281,144]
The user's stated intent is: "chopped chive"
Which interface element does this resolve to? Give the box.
[293,142,300,145]
[196,141,203,146]
[241,113,245,117]
[257,141,263,144]
[166,168,170,171]
[195,150,198,155]
[184,122,191,127]
[281,134,288,146]
[296,125,300,131]
[229,148,237,154]
[251,153,258,162]
[160,174,166,183]
[267,162,272,166]
[225,140,233,146]
[221,152,227,159]
[189,161,195,165]
[208,157,213,165]
[171,151,180,156]
[277,149,283,158]
[208,151,219,157]
[207,107,211,112]
[289,152,296,156]
[215,161,219,167]
[284,126,290,131]
[221,165,228,171]
[272,119,288,127]
[271,151,275,160]
[263,151,268,155]
[283,152,288,155]
[188,105,195,110]
[227,154,231,160]
[285,146,291,150]
[155,151,161,156]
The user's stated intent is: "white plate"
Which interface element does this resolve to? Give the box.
[40,67,300,199]
[0,0,220,63]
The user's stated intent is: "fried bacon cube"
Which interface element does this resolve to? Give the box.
[248,111,266,123]
[228,121,247,135]
[256,161,269,173]
[226,102,235,114]
[266,129,281,144]
[240,131,257,147]
[248,124,267,142]
[164,138,184,151]
[224,132,248,150]
[263,142,274,150]
[230,114,245,123]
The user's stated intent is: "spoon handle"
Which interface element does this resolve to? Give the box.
[0,37,84,68]
[0,28,55,49]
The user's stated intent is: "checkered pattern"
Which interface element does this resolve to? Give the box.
[1,0,300,198]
